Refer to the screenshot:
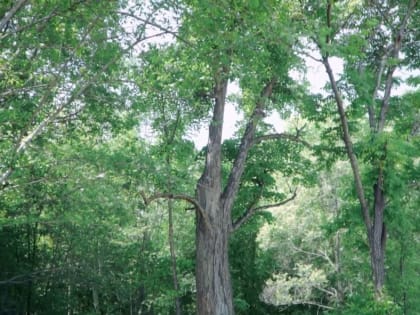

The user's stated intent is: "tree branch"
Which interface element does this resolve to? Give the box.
[0,1,90,40]
[0,33,150,185]
[299,301,335,310]
[197,73,228,191]
[253,128,311,148]
[322,56,371,231]
[140,192,211,231]
[116,10,190,45]
[326,0,332,48]
[289,242,336,270]
[0,0,29,31]
[299,49,323,63]
[377,0,416,132]
[368,54,386,129]
[222,78,276,213]
[232,189,297,232]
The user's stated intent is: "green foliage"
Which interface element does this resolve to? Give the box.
[1,0,419,314]
[334,292,402,315]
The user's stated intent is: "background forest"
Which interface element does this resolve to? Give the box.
[0,0,419,314]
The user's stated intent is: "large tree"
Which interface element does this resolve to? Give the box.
[136,1,312,313]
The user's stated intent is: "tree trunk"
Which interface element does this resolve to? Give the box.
[168,198,182,315]
[196,196,233,315]
[369,175,386,297]
[195,76,234,315]
[323,56,388,297]
[192,71,276,314]
[399,244,407,315]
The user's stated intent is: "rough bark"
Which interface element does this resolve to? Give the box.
[195,75,234,315]
[195,73,278,314]
[195,201,233,315]
[140,73,279,314]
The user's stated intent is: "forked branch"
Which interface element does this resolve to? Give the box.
[222,78,276,212]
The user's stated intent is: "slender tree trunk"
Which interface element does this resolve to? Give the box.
[67,283,73,315]
[93,241,102,314]
[369,174,386,297]
[322,56,388,297]
[162,110,182,315]
[26,222,38,315]
[331,187,344,303]
[168,197,182,315]
[399,243,407,315]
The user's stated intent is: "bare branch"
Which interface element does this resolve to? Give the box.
[140,191,211,231]
[299,301,335,310]
[232,190,297,232]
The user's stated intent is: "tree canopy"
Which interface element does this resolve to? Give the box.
[1,0,419,314]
